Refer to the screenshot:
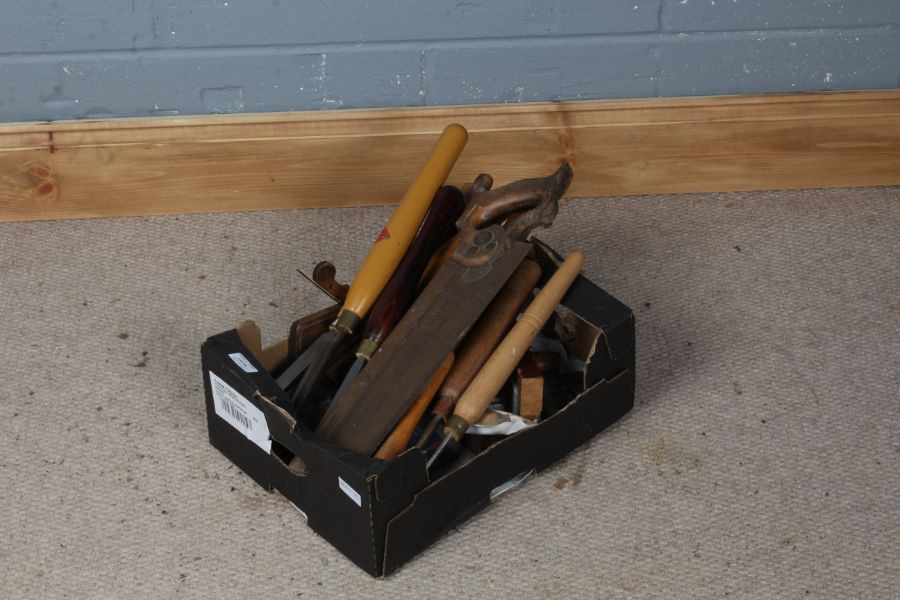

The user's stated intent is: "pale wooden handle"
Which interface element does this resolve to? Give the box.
[439,259,542,400]
[374,353,455,459]
[452,251,584,427]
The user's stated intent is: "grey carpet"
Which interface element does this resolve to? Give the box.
[1,187,898,598]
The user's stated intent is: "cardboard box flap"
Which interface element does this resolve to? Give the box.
[532,238,634,361]
[292,426,381,476]
[381,370,633,575]
[369,447,430,503]
[235,320,290,374]
[286,430,380,575]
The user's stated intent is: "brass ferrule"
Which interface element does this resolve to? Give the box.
[355,338,379,360]
[444,415,469,442]
[332,310,361,335]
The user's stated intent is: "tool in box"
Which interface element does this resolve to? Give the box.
[315,163,574,455]
[280,124,468,414]
[199,126,642,576]
[373,353,455,460]
[427,250,585,468]
[416,258,543,447]
[332,185,466,402]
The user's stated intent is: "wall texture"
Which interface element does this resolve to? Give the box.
[1,1,898,122]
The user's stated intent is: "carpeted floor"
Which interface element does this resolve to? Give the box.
[1,186,898,598]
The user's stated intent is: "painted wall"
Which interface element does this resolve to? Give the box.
[1,1,898,122]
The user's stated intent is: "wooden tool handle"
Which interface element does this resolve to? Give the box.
[312,261,349,302]
[360,186,465,356]
[374,353,455,460]
[419,235,460,288]
[338,124,468,327]
[447,251,584,438]
[463,163,573,232]
[430,258,542,419]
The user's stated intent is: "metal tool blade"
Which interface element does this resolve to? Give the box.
[315,241,533,455]
[332,355,367,404]
[290,328,346,414]
[426,435,451,470]
[275,334,327,390]
[416,413,443,450]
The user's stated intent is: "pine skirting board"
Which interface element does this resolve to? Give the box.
[1,90,899,222]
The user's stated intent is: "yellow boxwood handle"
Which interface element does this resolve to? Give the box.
[337,123,468,329]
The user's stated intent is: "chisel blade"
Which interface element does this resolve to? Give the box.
[275,334,327,391]
[332,355,367,404]
[290,328,345,414]
[316,240,533,454]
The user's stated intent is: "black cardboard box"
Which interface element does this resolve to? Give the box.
[200,242,635,577]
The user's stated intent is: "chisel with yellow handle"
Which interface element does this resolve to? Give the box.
[426,250,585,469]
[331,185,466,403]
[284,124,468,416]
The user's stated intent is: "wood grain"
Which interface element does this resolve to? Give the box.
[1,90,899,222]
[373,353,455,461]
[450,251,584,431]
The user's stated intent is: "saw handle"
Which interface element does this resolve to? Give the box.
[359,186,466,357]
[461,162,573,237]
[445,251,584,440]
[337,124,468,330]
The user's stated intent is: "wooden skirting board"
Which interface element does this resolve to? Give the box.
[1,90,899,222]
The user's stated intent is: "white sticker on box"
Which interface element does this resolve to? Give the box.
[338,476,362,507]
[228,352,258,373]
[209,371,271,453]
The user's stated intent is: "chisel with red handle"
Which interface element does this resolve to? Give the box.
[332,185,467,402]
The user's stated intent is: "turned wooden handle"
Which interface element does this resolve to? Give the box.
[450,251,584,432]
[429,258,542,420]
[340,124,468,322]
[374,353,455,460]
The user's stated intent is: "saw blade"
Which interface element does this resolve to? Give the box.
[315,241,532,455]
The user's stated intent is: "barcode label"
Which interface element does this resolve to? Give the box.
[220,396,251,429]
[209,371,271,453]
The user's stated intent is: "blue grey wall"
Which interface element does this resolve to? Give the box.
[1,1,898,122]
